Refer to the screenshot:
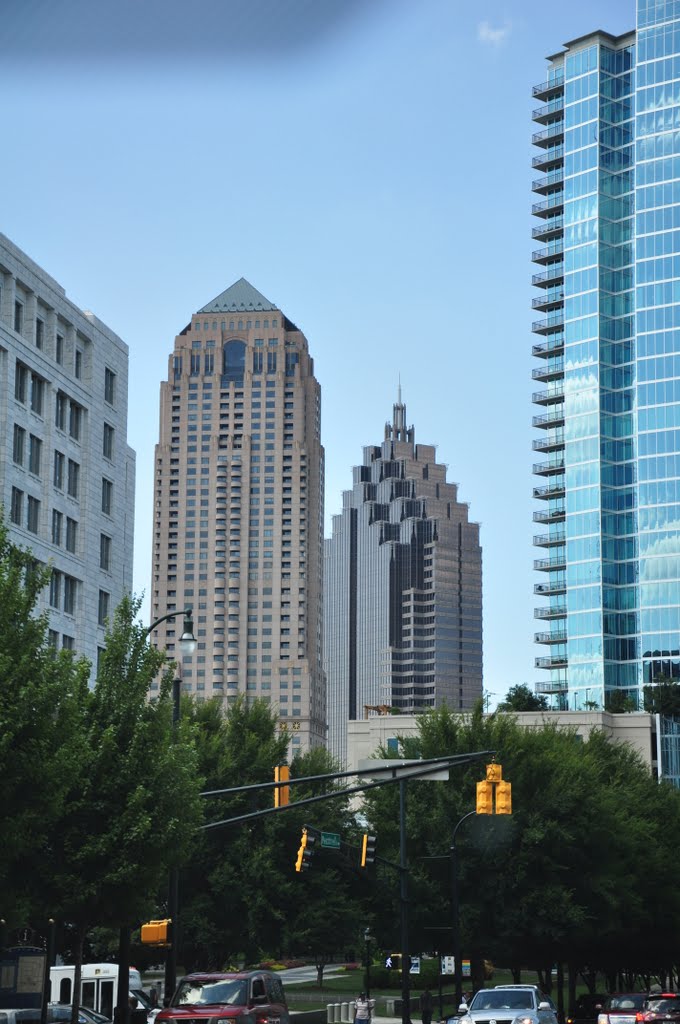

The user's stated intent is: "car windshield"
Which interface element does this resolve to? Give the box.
[608,998,645,1011]
[471,992,534,1011]
[647,1002,680,1014]
[175,980,248,1006]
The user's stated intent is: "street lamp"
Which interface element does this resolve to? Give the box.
[116,608,197,1024]
[364,927,375,1002]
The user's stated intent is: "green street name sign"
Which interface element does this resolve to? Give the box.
[320,831,341,849]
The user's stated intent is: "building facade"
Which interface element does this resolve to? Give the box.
[324,395,482,763]
[0,234,135,666]
[532,4,680,712]
[150,278,326,752]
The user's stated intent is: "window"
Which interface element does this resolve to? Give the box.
[104,367,116,405]
[103,423,114,460]
[101,477,113,515]
[100,533,112,571]
[13,425,25,466]
[49,569,62,608]
[54,450,65,490]
[67,459,80,499]
[14,300,23,334]
[62,634,75,651]
[10,487,23,525]
[52,509,63,546]
[98,589,110,626]
[55,391,67,430]
[28,435,42,476]
[75,348,83,379]
[63,575,77,615]
[26,495,40,534]
[14,362,28,403]
[36,318,44,350]
[30,374,44,415]
[56,333,64,365]
[66,517,78,553]
[69,401,82,440]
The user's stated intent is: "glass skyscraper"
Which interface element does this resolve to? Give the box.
[324,395,482,762]
[532,2,680,719]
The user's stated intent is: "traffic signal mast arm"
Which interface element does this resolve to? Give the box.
[202,750,497,833]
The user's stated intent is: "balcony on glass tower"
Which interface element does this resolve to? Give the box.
[532,73,564,102]
[532,332,565,358]
[532,261,564,288]
[532,169,564,195]
[533,528,566,548]
[534,550,566,572]
[532,146,564,172]
[533,504,565,525]
[532,240,564,265]
[534,579,566,598]
[534,603,567,619]
[534,678,568,694]
[535,628,567,645]
[532,217,563,242]
[532,289,563,313]
[532,406,565,430]
[532,432,564,453]
[535,652,568,670]
[532,382,564,405]
[532,193,564,220]
[532,359,564,382]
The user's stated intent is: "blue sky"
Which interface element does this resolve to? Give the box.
[2,0,633,705]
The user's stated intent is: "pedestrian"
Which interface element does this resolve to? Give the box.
[150,987,159,1009]
[355,992,371,1023]
[421,989,433,1024]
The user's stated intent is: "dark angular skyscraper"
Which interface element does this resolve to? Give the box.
[324,394,483,762]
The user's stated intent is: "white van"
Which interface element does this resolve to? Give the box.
[49,965,150,1021]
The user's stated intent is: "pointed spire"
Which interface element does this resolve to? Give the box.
[384,380,415,445]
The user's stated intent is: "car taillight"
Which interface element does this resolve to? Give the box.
[255,1015,268,1024]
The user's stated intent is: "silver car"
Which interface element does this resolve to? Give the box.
[458,985,559,1024]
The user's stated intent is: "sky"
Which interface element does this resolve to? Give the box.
[2,0,634,707]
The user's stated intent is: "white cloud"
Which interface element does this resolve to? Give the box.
[478,20,512,46]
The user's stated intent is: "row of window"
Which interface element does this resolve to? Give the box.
[15,366,117,459]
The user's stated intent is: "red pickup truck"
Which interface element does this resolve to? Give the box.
[156,972,289,1024]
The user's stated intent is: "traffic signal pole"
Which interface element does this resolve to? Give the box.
[399,778,411,1024]
[451,810,476,1008]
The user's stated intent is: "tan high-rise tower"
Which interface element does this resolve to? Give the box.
[150,279,325,752]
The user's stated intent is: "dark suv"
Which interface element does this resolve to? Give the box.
[156,972,289,1024]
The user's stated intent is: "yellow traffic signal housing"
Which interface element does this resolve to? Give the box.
[274,765,290,807]
[486,763,503,782]
[360,833,377,867]
[476,780,493,814]
[496,780,512,814]
[141,919,171,945]
[295,828,308,872]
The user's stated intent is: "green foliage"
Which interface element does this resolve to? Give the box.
[44,594,203,933]
[0,517,91,924]
[497,685,548,712]
[605,690,639,713]
[361,703,680,979]
[178,700,362,968]
[643,677,680,715]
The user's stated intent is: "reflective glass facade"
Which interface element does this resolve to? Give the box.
[532,5,680,714]
[324,397,482,762]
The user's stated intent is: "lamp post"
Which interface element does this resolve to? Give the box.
[116,609,196,1024]
[451,810,476,1009]
[364,928,375,1003]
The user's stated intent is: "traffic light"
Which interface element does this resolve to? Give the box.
[360,833,377,867]
[486,762,502,783]
[295,827,316,872]
[476,780,493,814]
[141,919,171,946]
[274,764,290,807]
[496,780,512,814]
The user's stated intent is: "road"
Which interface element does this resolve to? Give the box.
[278,965,349,984]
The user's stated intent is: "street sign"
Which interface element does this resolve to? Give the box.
[358,758,450,782]
[441,956,455,976]
[462,959,471,978]
[410,957,421,975]
[320,831,341,849]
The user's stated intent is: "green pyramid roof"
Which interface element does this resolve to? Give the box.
[199,278,277,314]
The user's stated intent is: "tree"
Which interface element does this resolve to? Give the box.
[361,703,680,988]
[44,595,203,1002]
[0,516,90,925]
[643,676,680,716]
[497,685,548,712]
